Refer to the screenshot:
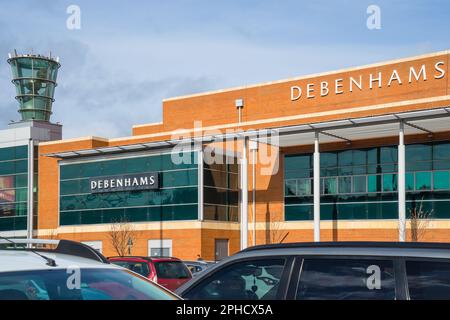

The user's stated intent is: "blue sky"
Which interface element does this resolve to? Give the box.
[0,0,449,138]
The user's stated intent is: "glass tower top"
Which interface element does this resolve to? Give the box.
[7,53,60,122]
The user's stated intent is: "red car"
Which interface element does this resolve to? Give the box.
[108,256,192,291]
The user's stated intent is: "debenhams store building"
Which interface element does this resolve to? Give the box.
[38,50,450,260]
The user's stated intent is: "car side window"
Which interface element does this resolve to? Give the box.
[406,260,450,300]
[184,259,286,300]
[127,262,150,278]
[296,258,396,300]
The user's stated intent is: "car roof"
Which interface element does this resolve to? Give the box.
[242,241,450,252]
[109,256,182,263]
[236,241,450,260]
[0,250,119,273]
[183,261,209,265]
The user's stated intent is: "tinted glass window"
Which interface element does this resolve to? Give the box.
[406,260,450,300]
[296,258,396,300]
[0,268,177,300]
[154,261,191,279]
[110,260,150,278]
[184,259,285,300]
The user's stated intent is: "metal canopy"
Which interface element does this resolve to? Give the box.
[259,106,450,147]
[43,107,450,159]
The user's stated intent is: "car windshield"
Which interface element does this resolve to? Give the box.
[154,261,191,279]
[0,268,179,300]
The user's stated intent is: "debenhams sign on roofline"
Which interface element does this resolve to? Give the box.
[90,173,159,193]
[290,61,446,101]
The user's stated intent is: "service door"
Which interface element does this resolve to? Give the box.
[214,239,229,261]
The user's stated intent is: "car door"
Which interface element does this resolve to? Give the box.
[289,256,399,300]
[181,256,294,300]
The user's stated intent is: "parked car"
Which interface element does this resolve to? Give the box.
[0,238,179,300]
[109,256,192,291]
[183,260,212,276]
[176,242,450,300]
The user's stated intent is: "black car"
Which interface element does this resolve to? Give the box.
[176,242,450,300]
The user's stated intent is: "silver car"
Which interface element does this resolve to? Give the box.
[0,238,179,300]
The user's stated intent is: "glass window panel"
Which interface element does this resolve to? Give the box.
[126,191,148,207]
[285,205,313,221]
[433,159,450,170]
[14,160,28,173]
[367,148,379,165]
[380,146,397,164]
[433,171,450,190]
[102,159,126,176]
[0,161,15,175]
[285,169,311,179]
[15,188,27,203]
[60,164,82,180]
[353,176,366,193]
[352,165,366,175]
[406,260,450,300]
[15,146,28,159]
[323,178,337,195]
[60,211,81,225]
[338,166,353,176]
[285,180,296,196]
[285,155,311,170]
[433,142,450,160]
[352,150,367,165]
[406,173,414,191]
[0,190,15,204]
[0,176,15,189]
[338,150,353,166]
[382,174,397,192]
[161,187,198,205]
[125,157,149,174]
[15,174,27,188]
[406,144,432,162]
[60,180,81,195]
[298,179,311,195]
[162,204,197,220]
[184,259,286,300]
[163,169,197,188]
[338,176,351,194]
[320,153,337,168]
[124,207,149,222]
[415,172,431,191]
[296,258,396,300]
[81,162,103,178]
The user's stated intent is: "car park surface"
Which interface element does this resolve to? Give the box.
[176,242,450,300]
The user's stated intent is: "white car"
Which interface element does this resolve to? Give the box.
[0,238,179,300]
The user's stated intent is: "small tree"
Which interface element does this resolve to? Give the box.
[408,199,433,242]
[269,216,289,244]
[108,218,137,256]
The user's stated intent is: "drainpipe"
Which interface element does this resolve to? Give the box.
[27,138,34,241]
[240,137,249,250]
[249,140,258,246]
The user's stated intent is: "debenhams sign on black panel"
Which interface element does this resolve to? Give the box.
[90,173,159,193]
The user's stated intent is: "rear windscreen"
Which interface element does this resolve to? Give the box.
[154,261,191,279]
